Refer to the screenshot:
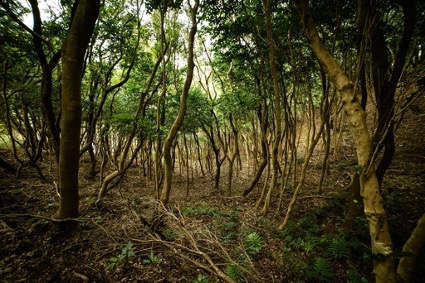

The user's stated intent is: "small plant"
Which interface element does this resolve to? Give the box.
[305,257,333,282]
[223,221,238,230]
[192,273,208,283]
[181,205,224,218]
[314,258,333,281]
[245,232,264,255]
[290,237,317,254]
[299,215,315,229]
[107,241,136,270]
[274,221,301,239]
[163,229,179,241]
[221,231,237,241]
[226,264,245,283]
[328,237,351,259]
[347,269,368,283]
[299,215,320,235]
[302,239,317,254]
[143,250,162,265]
[256,216,272,227]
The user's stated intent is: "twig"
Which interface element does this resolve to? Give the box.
[0,218,13,230]
[72,272,89,282]
[153,235,236,283]
[297,195,335,200]
[143,205,264,282]
[0,213,90,222]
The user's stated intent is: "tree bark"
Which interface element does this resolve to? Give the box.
[258,0,283,216]
[58,0,100,224]
[293,0,396,281]
[397,213,425,283]
[27,0,61,162]
[161,0,199,205]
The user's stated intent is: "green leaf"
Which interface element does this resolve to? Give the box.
[354,165,363,175]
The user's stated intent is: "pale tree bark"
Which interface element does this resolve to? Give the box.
[293,0,395,281]
[160,0,199,205]
[58,0,100,223]
[397,213,425,283]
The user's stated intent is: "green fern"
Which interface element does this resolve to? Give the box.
[302,239,317,254]
[328,237,351,259]
[299,215,316,230]
[306,257,333,282]
[245,232,263,255]
[290,237,317,253]
[314,258,333,281]
[226,264,245,283]
[289,237,301,250]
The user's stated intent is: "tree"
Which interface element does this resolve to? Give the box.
[79,0,141,178]
[0,0,58,176]
[359,0,416,187]
[57,0,100,223]
[161,0,199,205]
[290,0,420,281]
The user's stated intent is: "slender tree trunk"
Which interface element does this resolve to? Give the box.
[193,132,205,177]
[258,0,282,216]
[1,56,23,175]
[57,0,100,225]
[243,58,269,197]
[317,67,332,193]
[161,0,199,205]
[184,135,190,197]
[226,116,239,196]
[26,0,61,162]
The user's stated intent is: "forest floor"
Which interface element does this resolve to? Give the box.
[1,96,425,283]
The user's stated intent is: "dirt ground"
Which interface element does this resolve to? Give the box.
[1,95,424,282]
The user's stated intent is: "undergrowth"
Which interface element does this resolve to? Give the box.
[168,196,375,282]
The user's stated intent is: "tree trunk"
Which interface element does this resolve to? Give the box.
[27,0,61,162]
[160,0,199,205]
[344,173,364,230]
[397,213,425,283]
[193,132,205,177]
[293,0,396,281]
[258,0,283,216]
[57,0,100,225]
